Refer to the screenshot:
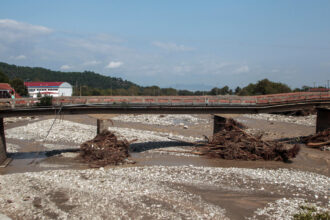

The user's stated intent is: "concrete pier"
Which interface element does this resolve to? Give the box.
[316,108,330,133]
[213,115,227,134]
[97,119,112,134]
[0,118,7,165]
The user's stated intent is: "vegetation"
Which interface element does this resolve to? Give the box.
[0,61,316,97]
[237,78,291,95]
[0,71,9,83]
[293,205,329,220]
[0,70,28,96]
[9,78,28,96]
[37,95,53,106]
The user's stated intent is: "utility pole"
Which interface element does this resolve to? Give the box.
[110,81,112,96]
[75,81,78,96]
[327,80,329,89]
[313,82,316,88]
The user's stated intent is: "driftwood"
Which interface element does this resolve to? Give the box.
[302,129,330,150]
[80,130,130,167]
[196,118,300,162]
[306,140,330,148]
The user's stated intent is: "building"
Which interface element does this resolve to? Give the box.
[0,83,20,98]
[24,82,73,98]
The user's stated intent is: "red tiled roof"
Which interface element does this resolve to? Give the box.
[24,82,64,87]
[0,83,14,91]
[40,91,57,94]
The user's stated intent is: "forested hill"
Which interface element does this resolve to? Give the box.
[0,61,302,96]
[0,62,138,90]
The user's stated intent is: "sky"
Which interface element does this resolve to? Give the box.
[0,0,329,90]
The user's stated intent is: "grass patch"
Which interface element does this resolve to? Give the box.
[293,205,329,220]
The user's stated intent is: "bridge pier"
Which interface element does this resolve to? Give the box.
[97,119,112,134]
[316,108,330,133]
[0,118,7,165]
[213,115,227,134]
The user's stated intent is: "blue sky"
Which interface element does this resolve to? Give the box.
[0,0,329,90]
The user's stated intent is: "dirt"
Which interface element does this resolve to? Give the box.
[173,183,282,220]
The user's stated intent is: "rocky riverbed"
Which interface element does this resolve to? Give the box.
[0,113,329,219]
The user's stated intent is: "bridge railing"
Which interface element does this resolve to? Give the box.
[0,92,329,109]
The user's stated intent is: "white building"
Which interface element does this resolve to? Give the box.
[24,82,73,98]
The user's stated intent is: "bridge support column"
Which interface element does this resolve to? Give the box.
[213,115,227,134]
[0,118,7,165]
[97,119,112,134]
[316,108,330,133]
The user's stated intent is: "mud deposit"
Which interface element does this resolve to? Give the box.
[0,114,329,219]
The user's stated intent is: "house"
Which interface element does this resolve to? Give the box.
[24,82,73,98]
[0,83,20,98]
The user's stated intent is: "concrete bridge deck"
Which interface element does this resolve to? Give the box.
[0,92,329,165]
[0,92,329,116]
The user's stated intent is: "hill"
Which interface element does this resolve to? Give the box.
[0,62,138,91]
[0,61,300,96]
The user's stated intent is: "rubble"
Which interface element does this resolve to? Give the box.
[302,129,330,150]
[197,118,300,161]
[80,130,130,167]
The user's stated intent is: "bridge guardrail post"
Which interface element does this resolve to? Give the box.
[0,118,7,165]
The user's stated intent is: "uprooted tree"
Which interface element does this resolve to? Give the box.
[196,118,300,162]
[80,130,130,167]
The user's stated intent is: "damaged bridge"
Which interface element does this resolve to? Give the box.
[0,92,330,164]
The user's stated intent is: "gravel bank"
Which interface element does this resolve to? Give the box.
[5,119,202,145]
[0,166,328,219]
[112,114,210,126]
[243,114,316,126]
[5,143,21,153]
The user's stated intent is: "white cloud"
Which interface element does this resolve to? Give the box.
[106,61,123,69]
[60,64,72,70]
[83,60,101,66]
[234,65,249,73]
[0,19,52,33]
[152,41,195,52]
[10,54,26,60]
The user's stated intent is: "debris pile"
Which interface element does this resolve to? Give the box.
[80,130,130,167]
[197,118,300,161]
[302,129,330,150]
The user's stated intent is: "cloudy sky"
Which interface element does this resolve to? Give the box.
[0,0,329,90]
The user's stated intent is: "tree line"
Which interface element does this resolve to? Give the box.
[0,62,317,97]
[0,71,28,96]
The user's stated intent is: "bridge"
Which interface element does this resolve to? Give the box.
[0,92,329,165]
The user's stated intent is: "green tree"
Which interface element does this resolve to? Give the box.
[234,86,242,95]
[0,71,9,83]
[238,79,291,96]
[127,85,140,96]
[178,90,194,96]
[10,78,28,96]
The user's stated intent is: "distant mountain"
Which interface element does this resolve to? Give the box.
[0,62,139,90]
